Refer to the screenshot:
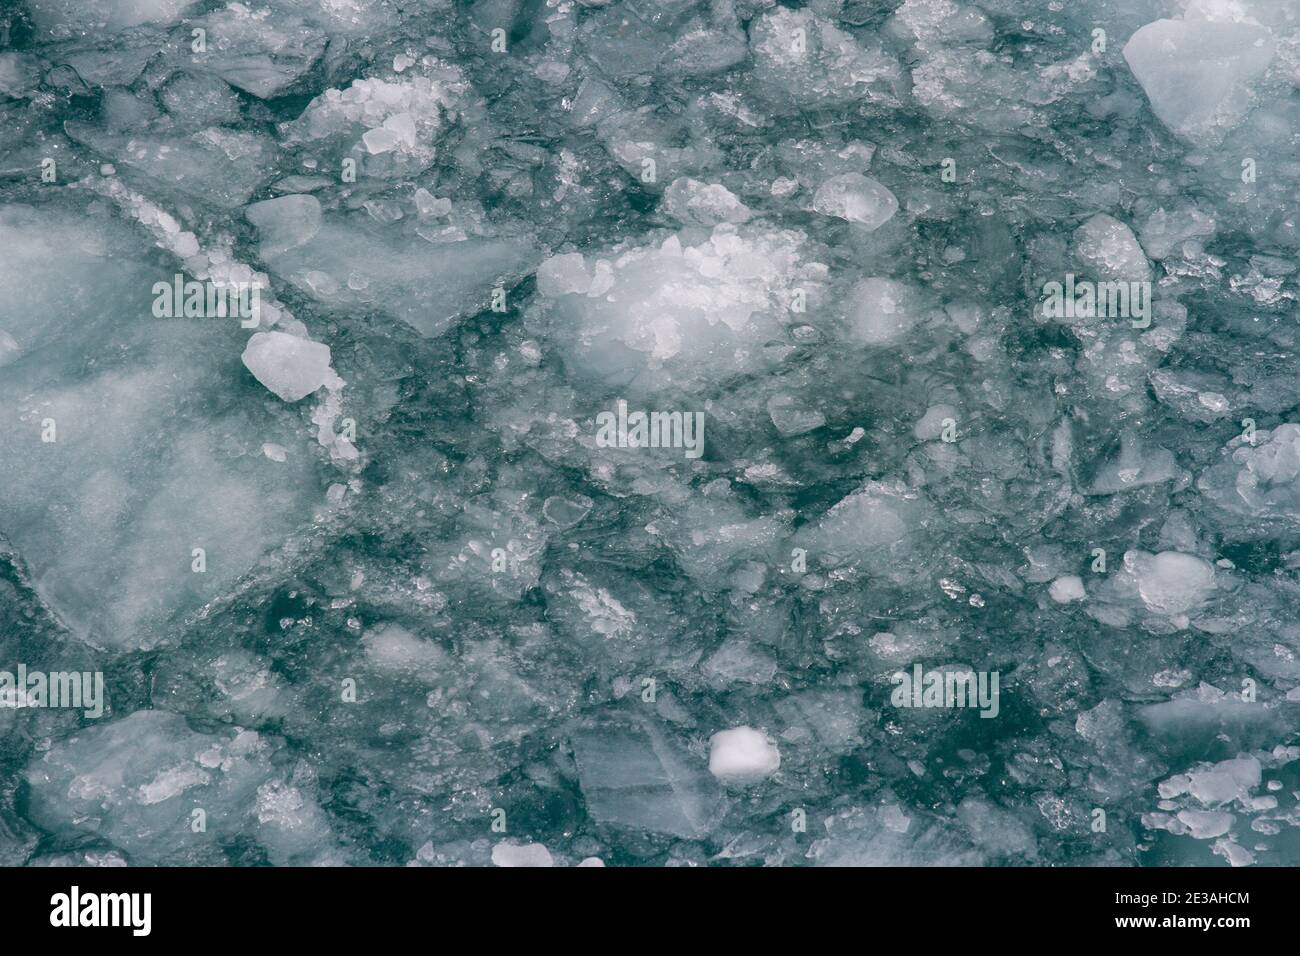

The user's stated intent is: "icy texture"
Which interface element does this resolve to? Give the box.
[2,0,1299,872]
[530,224,824,396]
[25,710,339,865]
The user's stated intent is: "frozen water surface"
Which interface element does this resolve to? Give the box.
[0,0,1298,870]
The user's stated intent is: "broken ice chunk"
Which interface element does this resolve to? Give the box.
[491,842,554,867]
[797,481,924,570]
[1198,424,1300,522]
[749,7,902,109]
[190,4,326,99]
[1074,214,1150,283]
[361,126,400,154]
[661,178,752,226]
[245,194,323,258]
[535,252,593,297]
[247,206,538,338]
[282,65,468,178]
[708,726,780,784]
[362,623,447,678]
[1138,204,1216,260]
[1131,551,1217,616]
[64,124,278,209]
[570,718,722,839]
[241,331,334,402]
[1086,436,1180,495]
[1176,809,1235,839]
[767,393,825,436]
[1049,575,1086,603]
[0,202,328,650]
[914,404,958,441]
[956,797,1038,860]
[812,174,898,230]
[1168,756,1262,806]
[701,640,777,689]
[1213,839,1255,867]
[25,711,333,865]
[665,24,748,76]
[531,225,822,396]
[1122,19,1275,144]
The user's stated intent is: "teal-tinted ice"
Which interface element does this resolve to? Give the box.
[0,0,1298,867]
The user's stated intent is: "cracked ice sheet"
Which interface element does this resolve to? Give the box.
[0,200,333,650]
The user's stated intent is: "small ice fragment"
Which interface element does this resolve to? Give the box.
[812,173,897,230]
[661,177,752,226]
[361,127,400,154]
[1134,551,1216,615]
[1176,809,1233,839]
[708,726,780,784]
[241,331,333,402]
[174,232,200,257]
[491,842,554,867]
[542,495,593,528]
[1074,214,1150,283]
[1049,575,1086,604]
[536,252,593,297]
[767,393,825,436]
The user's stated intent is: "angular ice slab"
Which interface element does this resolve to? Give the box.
[245,194,538,337]
[65,123,278,209]
[570,717,723,839]
[1198,424,1300,525]
[1123,19,1275,144]
[0,202,328,650]
[190,4,326,99]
